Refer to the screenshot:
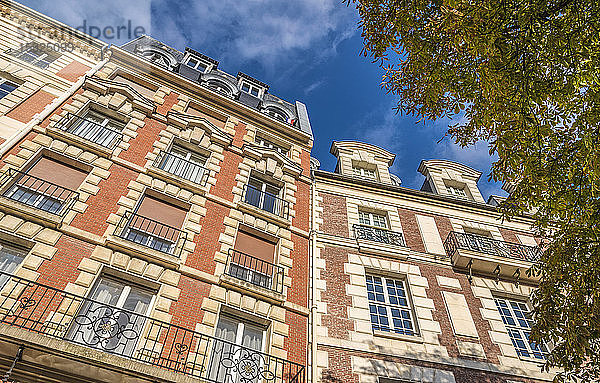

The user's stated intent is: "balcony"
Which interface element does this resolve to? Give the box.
[0,272,305,383]
[353,224,409,258]
[116,211,187,258]
[153,151,209,186]
[243,184,289,220]
[444,231,542,282]
[225,249,284,294]
[55,113,124,150]
[0,168,78,220]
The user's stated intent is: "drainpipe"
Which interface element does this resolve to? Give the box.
[309,168,318,383]
[0,45,110,157]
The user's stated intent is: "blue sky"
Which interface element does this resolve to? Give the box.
[18,0,504,199]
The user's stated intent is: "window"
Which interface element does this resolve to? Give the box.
[241,82,261,97]
[0,77,19,100]
[0,243,27,287]
[264,107,288,123]
[186,57,208,72]
[66,110,125,149]
[352,164,377,180]
[229,228,279,291]
[206,80,232,97]
[244,177,282,216]
[123,195,188,255]
[10,45,60,69]
[68,276,154,356]
[495,297,547,360]
[3,157,87,214]
[209,315,265,382]
[158,144,208,185]
[138,48,173,69]
[255,136,288,155]
[446,185,467,198]
[366,275,417,336]
[358,211,387,228]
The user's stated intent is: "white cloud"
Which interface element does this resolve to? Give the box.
[17,0,358,73]
[16,0,152,45]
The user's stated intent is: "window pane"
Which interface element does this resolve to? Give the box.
[495,297,546,360]
[0,244,26,286]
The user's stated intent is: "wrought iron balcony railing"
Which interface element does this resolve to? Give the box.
[444,231,542,263]
[0,272,305,383]
[225,249,284,294]
[153,151,209,186]
[353,224,407,247]
[243,184,290,220]
[116,211,187,257]
[55,113,124,150]
[0,168,79,217]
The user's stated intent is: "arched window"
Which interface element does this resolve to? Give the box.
[138,48,174,69]
[206,80,233,97]
[264,107,289,123]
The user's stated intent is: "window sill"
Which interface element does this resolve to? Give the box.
[220,273,285,304]
[373,330,424,344]
[105,235,180,268]
[237,201,291,227]
[45,126,117,158]
[147,166,208,195]
[355,237,410,259]
[0,196,63,228]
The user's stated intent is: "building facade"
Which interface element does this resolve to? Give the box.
[311,141,554,383]
[0,0,107,146]
[0,5,312,382]
[0,2,555,383]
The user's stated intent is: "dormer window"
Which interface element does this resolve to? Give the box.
[446,185,467,198]
[9,44,60,69]
[264,107,289,123]
[186,57,208,72]
[206,80,232,97]
[241,82,261,97]
[352,164,378,180]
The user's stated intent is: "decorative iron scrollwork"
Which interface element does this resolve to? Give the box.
[221,347,276,383]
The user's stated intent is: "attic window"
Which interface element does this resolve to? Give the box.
[206,80,232,97]
[352,164,377,180]
[264,107,289,123]
[446,185,467,198]
[186,57,208,73]
[241,82,261,97]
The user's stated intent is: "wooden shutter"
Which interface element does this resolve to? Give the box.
[234,230,275,263]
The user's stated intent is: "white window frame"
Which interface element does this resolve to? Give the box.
[446,185,467,198]
[264,107,288,123]
[185,56,209,73]
[159,144,209,184]
[12,45,59,68]
[494,297,548,361]
[358,211,388,229]
[69,110,125,148]
[240,81,262,97]
[246,177,283,216]
[206,80,232,97]
[0,243,27,287]
[352,164,378,180]
[0,77,19,99]
[71,276,155,355]
[366,274,418,337]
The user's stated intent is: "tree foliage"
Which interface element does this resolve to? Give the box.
[345,0,600,379]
